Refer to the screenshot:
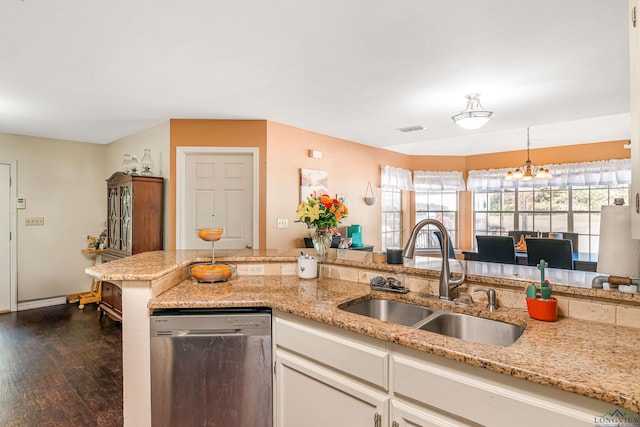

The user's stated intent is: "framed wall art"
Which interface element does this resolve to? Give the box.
[300,168,328,201]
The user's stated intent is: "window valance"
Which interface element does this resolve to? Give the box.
[381,165,413,191]
[466,158,631,191]
[413,170,466,191]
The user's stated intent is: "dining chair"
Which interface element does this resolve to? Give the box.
[525,238,574,270]
[475,235,517,264]
[433,230,456,259]
[304,235,341,249]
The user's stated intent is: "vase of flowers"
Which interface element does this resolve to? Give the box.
[296,192,349,260]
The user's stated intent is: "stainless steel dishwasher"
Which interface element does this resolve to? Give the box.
[150,308,272,427]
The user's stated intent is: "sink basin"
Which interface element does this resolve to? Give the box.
[340,297,525,346]
[340,298,433,327]
[417,313,524,347]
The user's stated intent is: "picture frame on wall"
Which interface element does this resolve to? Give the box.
[300,168,328,201]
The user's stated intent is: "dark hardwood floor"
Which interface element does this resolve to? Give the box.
[0,303,123,427]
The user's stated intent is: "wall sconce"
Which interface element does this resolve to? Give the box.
[309,150,322,159]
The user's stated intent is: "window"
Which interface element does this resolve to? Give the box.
[381,189,402,250]
[415,191,458,249]
[468,159,631,254]
[473,184,629,253]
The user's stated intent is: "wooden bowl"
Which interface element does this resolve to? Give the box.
[190,263,236,283]
[198,228,223,241]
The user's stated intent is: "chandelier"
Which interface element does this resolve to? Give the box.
[451,93,495,130]
[504,127,553,181]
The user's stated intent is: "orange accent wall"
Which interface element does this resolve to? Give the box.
[265,121,411,249]
[466,140,629,170]
[168,119,630,252]
[169,119,268,249]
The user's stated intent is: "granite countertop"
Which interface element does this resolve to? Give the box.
[87,249,640,413]
[150,274,640,414]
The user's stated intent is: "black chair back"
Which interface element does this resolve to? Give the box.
[475,235,516,264]
[303,236,341,249]
[525,238,574,270]
[433,230,456,259]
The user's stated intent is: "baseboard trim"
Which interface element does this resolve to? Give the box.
[17,296,67,311]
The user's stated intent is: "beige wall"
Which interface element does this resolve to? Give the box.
[106,121,171,248]
[0,133,105,303]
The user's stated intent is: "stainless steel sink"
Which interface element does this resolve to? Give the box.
[416,313,524,347]
[340,298,524,346]
[340,298,433,327]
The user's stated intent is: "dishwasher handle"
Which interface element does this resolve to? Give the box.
[152,329,245,337]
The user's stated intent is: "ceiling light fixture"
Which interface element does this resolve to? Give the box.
[504,127,553,182]
[451,93,495,130]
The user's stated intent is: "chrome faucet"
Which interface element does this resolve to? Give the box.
[402,219,466,301]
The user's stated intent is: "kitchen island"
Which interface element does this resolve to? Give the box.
[86,249,640,426]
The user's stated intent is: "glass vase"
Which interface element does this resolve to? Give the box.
[312,228,332,261]
[122,154,131,174]
[141,149,153,176]
[130,155,139,175]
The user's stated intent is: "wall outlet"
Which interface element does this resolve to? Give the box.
[277,218,288,229]
[247,265,265,275]
[25,217,45,226]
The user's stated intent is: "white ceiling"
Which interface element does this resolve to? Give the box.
[0,0,631,155]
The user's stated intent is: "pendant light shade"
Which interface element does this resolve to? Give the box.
[504,127,553,181]
[451,93,495,130]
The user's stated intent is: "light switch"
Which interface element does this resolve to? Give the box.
[25,217,45,226]
[277,218,288,228]
[17,198,26,209]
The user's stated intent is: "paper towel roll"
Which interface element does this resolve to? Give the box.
[597,205,640,277]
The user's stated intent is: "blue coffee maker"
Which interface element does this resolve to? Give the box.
[347,224,363,248]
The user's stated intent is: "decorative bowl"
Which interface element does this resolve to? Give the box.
[198,228,224,241]
[190,263,236,283]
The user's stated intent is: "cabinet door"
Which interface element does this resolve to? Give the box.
[276,350,388,427]
[107,185,120,250]
[119,183,132,254]
[102,281,113,308]
[112,282,122,315]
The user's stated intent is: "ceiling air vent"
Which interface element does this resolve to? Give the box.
[397,125,427,133]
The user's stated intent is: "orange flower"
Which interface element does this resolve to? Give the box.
[295,192,349,229]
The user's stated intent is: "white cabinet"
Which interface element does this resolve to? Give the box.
[391,348,614,427]
[630,0,640,237]
[276,351,388,427]
[274,313,389,427]
[274,312,624,427]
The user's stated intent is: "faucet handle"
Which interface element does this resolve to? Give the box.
[474,288,497,311]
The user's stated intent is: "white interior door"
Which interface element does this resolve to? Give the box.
[0,164,11,312]
[181,151,255,250]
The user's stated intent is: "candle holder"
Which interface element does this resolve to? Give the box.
[141,149,152,176]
